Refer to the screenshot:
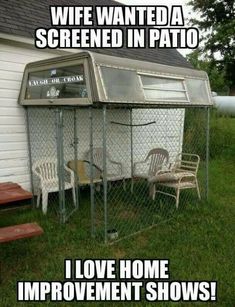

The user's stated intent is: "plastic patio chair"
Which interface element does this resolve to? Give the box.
[131,148,169,195]
[149,153,201,208]
[85,147,126,190]
[67,160,102,187]
[32,159,75,214]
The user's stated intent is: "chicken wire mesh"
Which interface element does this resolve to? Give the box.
[91,106,208,243]
[26,105,209,243]
[26,107,79,223]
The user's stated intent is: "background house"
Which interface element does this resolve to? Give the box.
[0,0,192,190]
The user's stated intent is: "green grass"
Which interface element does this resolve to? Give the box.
[0,155,234,306]
[0,116,235,306]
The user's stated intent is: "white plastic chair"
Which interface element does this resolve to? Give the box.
[32,159,75,214]
[131,148,169,195]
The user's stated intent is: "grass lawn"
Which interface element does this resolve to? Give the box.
[0,117,234,306]
[0,156,234,306]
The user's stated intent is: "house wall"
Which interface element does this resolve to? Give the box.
[0,41,67,190]
[0,39,185,191]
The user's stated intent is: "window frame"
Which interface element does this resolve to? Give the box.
[138,72,190,104]
[98,64,145,103]
[98,64,191,104]
[19,58,93,106]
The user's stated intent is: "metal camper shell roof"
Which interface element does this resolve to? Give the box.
[19,51,213,107]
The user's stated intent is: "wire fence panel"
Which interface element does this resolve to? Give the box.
[27,107,61,218]
[183,108,208,199]
[27,107,79,222]
[74,108,96,234]
[62,108,79,222]
[92,106,208,243]
[27,106,208,241]
[89,108,109,242]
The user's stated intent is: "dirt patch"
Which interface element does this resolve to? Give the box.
[111,247,126,259]
[118,209,138,220]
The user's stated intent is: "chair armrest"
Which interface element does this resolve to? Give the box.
[83,160,102,173]
[64,165,75,185]
[109,160,123,174]
[32,169,43,182]
[133,160,147,174]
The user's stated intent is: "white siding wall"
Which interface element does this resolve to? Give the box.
[0,42,65,190]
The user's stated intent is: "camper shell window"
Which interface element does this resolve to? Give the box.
[19,56,92,106]
[26,64,87,100]
[100,66,144,102]
[139,74,189,103]
[99,67,190,104]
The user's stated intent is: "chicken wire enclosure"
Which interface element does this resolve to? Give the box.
[25,105,209,241]
[90,106,209,243]
[20,51,212,241]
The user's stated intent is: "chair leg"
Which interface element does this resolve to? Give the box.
[42,191,48,215]
[36,191,41,208]
[72,187,76,207]
[196,180,201,200]
[123,178,126,191]
[131,179,134,193]
[95,184,101,192]
[153,184,157,201]
[149,183,155,200]
[176,188,180,209]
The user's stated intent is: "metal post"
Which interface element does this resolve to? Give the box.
[74,108,79,209]
[60,109,66,223]
[102,106,108,244]
[25,107,35,207]
[56,108,65,223]
[130,108,133,179]
[205,107,210,201]
[89,107,95,238]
